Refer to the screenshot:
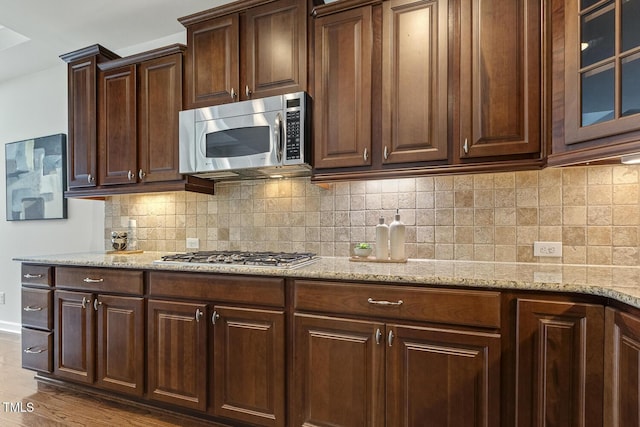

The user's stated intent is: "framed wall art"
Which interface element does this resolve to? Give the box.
[5,133,67,221]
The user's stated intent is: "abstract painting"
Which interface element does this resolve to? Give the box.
[5,133,67,221]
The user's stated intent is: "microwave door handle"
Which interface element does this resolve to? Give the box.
[275,113,283,163]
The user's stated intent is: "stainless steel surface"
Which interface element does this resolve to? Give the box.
[157,250,317,269]
[179,91,310,180]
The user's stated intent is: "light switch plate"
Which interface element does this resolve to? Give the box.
[186,238,199,249]
[533,241,562,257]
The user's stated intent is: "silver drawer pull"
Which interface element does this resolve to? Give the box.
[83,277,104,283]
[23,273,43,279]
[24,347,45,354]
[23,306,43,312]
[367,298,403,306]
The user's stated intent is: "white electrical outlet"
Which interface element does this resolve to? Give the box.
[0,292,5,304]
[534,241,563,257]
[186,237,200,250]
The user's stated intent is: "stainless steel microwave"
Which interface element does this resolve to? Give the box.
[179,92,311,180]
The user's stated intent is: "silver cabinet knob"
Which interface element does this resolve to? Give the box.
[23,273,43,279]
[245,85,252,98]
[383,146,389,160]
[81,297,89,309]
[93,298,102,311]
[127,170,134,181]
[138,169,146,180]
[375,328,382,345]
[463,138,469,155]
[231,88,237,100]
[212,311,220,325]
[23,306,43,312]
[363,148,369,162]
[388,330,394,347]
[195,308,204,322]
[24,347,45,354]
[87,174,95,184]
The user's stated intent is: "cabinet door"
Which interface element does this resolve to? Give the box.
[457,0,541,159]
[211,306,285,427]
[138,53,183,183]
[98,65,137,185]
[243,0,307,100]
[67,57,98,188]
[516,299,604,427]
[561,0,640,146]
[382,0,448,164]
[54,290,94,384]
[313,6,373,169]
[604,307,640,427]
[293,314,385,426]
[185,14,239,108]
[95,295,144,397]
[386,324,501,426]
[147,299,208,411]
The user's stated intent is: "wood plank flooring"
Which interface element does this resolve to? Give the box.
[0,332,220,426]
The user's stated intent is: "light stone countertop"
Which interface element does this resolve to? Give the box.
[13,251,640,309]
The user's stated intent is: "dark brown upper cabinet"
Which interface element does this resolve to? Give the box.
[60,45,120,190]
[381,0,448,165]
[311,0,545,182]
[61,44,214,197]
[549,0,640,166]
[313,4,373,169]
[180,0,307,109]
[455,0,542,161]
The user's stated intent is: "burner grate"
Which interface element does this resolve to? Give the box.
[159,251,317,268]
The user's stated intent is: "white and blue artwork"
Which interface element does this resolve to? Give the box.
[5,134,67,221]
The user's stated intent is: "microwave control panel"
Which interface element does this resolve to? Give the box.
[286,110,301,160]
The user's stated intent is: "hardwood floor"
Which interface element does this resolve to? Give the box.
[0,332,221,426]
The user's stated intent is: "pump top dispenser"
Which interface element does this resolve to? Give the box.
[389,209,406,260]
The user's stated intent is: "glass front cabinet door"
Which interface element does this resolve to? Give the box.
[552,0,640,163]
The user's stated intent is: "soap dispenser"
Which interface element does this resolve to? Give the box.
[375,216,389,260]
[389,209,406,260]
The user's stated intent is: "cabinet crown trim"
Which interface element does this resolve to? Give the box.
[60,44,120,63]
[178,0,279,26]
[97,44,186,71]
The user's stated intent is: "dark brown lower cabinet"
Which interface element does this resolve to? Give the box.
[54,290,144,397]
[516,298,605,427]
[604,307,640,427]
[147,299,208,411]
[293,314,500,426]
[211,306,285,427]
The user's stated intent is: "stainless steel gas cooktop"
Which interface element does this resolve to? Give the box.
[156,250,317,269]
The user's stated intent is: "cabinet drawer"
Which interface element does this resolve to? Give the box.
[21,287,53,330]
[294,280,501,329]
[148,271,285,307]
[55,267,143,295]
[21,328,53,372]
[21,264,52,287]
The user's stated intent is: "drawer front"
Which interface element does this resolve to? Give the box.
[22,328,53,372]
[294,280,501,329]
[148,271,285,307]
[55,267,143,294]
[21,264,52,287]
[21,287,53,330]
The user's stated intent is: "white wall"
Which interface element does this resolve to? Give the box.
[0,64,105,332]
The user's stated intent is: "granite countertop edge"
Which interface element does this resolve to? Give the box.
[13,251,640,309]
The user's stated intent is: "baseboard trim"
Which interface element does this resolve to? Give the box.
[0,321,21,334]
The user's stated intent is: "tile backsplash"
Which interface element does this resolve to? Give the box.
[104,164,640,266]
